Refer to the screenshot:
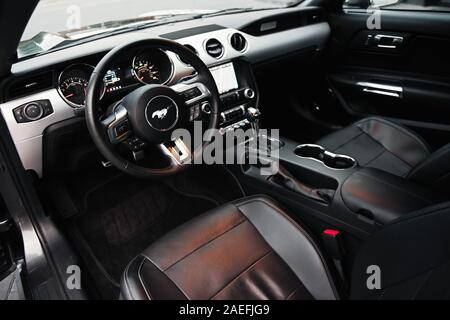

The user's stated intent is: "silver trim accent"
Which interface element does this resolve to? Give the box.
[101,161,113,168]
[0,89,76,177]
[357,81,403,99]
[144,95,179,132]
[244,88,255,99]
[294,144,357,171]
[220,105,246,123]
[159,137,191,165]
[374,34,404,49]
[201,102,211,114]
[356,82,403,93]
[363,88,401,98]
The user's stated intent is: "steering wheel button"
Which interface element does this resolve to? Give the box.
[115,121,130,137]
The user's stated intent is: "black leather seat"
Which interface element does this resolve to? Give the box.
[121,196,450,300]
[317,117,450,192]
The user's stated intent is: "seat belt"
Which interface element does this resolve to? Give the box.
[322,229,347,287]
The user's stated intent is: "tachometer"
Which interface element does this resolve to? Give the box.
[131,49,173,85]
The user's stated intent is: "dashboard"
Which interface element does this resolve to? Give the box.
[0,6,330,177]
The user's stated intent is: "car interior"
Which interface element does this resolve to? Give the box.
[1,0,450,301]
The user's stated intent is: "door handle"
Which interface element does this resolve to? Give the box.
[366,34,404,49]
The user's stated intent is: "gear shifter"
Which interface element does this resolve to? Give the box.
[246,107,261,138]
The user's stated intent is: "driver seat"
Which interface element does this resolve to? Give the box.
[120,196,450,300]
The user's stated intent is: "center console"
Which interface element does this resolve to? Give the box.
[206,60,259,133]
[231,136,439,238]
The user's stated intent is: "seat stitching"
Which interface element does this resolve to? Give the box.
[327,130,365,153]
[138,254,190,299]
[358,125,420,168]
[285,282,309,300]
[356,117,431,155]
[164,217,247,271]
[210,250,273,300]
[364,132,414,167]
[362,149,386,167]
[285,287,300,300]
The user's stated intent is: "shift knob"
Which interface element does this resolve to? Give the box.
[246,107,261,122]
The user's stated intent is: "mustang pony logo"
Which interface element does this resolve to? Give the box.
[152,106,172,120]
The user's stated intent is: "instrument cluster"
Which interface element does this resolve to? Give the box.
[57,48,173,108]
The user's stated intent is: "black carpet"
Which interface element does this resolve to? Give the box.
[54,166,244,299]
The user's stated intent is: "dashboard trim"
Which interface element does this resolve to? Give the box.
[2,21,331,177]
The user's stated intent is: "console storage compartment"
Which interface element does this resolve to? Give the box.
[341,168,437,224]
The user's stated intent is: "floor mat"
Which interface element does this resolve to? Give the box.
[72,177,220,299]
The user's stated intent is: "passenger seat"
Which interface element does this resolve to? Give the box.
[317,117,450,192]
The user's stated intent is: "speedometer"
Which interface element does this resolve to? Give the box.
[58,64,104,108]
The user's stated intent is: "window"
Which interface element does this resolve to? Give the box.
[344,0,450,12]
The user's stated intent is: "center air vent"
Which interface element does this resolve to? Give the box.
[205,39,223,58]
[230,33,247,52]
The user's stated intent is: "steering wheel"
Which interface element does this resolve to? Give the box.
[85,39,220,178]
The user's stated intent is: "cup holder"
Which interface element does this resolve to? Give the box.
[294,144,357,170]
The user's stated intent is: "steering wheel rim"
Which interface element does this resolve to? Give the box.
[85,38,220,178]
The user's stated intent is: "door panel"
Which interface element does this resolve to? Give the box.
[327,8,450,148]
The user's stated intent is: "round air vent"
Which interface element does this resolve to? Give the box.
[230,33,247,52]
[205,38,223,58]
[178,44,198,65]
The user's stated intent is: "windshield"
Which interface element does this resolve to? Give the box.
[19,0,302,58]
